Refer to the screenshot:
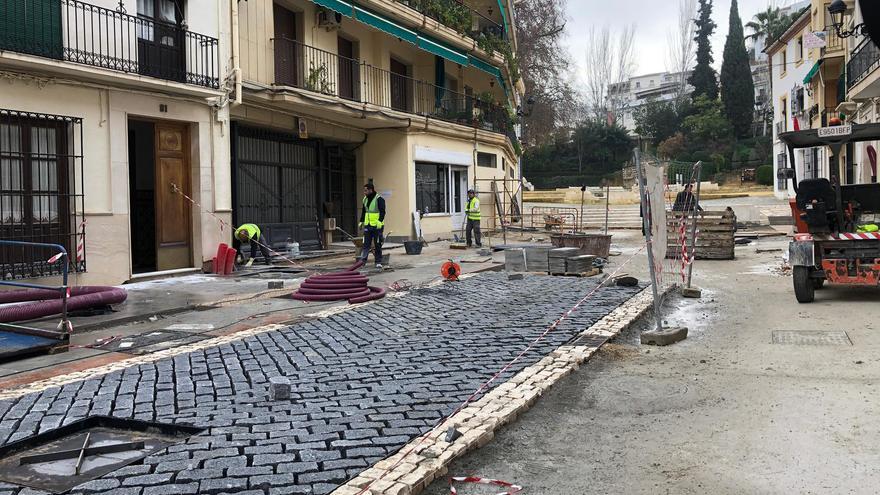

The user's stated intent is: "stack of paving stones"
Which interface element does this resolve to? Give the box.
[523,246,551,272]
[549,247,580,274]
[565,255,596,275]
[503,249,526,272]
[0,273,642,495]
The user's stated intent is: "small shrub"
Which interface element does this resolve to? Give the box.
[756,164,773,185]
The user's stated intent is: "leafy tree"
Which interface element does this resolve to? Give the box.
[682,96,732,144]
[688,0,718,101]
[720,0,756,138]
[633,99,691,145]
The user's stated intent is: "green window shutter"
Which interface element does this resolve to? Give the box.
[0,0,62,59]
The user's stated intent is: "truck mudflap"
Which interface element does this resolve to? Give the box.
[789,240,815,267]
[821,259,880,285]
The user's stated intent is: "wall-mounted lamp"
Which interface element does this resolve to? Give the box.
[827,0,869,38]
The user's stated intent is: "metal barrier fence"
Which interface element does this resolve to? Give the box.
[0,240,71,341]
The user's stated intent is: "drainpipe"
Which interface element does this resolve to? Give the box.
[231,0,242,106]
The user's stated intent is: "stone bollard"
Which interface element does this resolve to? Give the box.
[269,376,291,401]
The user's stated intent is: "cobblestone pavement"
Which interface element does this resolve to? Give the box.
[0,273,641,495]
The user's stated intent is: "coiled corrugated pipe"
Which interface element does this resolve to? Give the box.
[291,260,386,304]
[0,286,128,323]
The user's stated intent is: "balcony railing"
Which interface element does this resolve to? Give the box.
[396,0,506,46]
[847,37,880,91]
[272,37,512,135]
[0,0,219,89]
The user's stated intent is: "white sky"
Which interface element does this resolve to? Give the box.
[563,0,808,83]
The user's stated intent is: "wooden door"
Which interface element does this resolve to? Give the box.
[390,58,410,112]
[337,36,358,100]
[274,5,300,86]
[154,122,192,271]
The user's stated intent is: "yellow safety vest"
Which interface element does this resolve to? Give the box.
[857,224,879,233]
[466,197,481,221]
[235,223,260,240]
[363,195,383,228]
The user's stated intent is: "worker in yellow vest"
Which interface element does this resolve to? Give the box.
[465,188,482,248]
[234,223,272,264]
[358,183,386,268]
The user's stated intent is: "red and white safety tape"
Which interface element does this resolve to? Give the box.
[836,232,880,240]
[76,218,86,264]
[449,476,522,495]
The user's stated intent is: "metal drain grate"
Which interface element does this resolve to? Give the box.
[0,416,204,493]
[567,333,611,348]
[772,331,852,346]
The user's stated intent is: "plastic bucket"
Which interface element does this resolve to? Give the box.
[403,240,423,255]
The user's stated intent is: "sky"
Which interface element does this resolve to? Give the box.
[563,0,807,84]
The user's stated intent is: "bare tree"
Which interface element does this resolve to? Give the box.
[514,0,573,147]
[665,0,698,100]
[583,25,636,122]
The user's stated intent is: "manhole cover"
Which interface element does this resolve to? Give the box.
[0,416,204,493]
[771,331,852,345]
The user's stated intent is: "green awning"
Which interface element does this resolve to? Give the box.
[803,59,823,85]
[417,35,469,66]
[468,55,503,80]
[312,0,354,17]
[353,6,417,44]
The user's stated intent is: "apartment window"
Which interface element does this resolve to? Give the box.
[777,153,788,190]
[780,49,787,75]
[0,109,86,279]
[796,35,804,61]
[780,96,788,131]
[635,81,641,89]
[477,152,497,168]
[416,162,448,214]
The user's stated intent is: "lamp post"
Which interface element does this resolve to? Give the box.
[827,0,869,39]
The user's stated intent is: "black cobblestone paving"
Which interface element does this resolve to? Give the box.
[0,273,641,495]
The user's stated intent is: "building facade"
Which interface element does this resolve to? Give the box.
[606,71,692,135]
[840,0,880,184]
[767,9,816,199]
[232,0,521,249]
[1,0,231,285]
[0,0,522,285]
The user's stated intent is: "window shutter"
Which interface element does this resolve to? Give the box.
[0,0,62,58]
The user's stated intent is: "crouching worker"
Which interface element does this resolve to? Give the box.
[234,223,272,264]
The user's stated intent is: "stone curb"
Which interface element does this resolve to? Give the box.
[330,286,655,495]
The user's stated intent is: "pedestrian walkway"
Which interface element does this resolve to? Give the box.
[0,273,642,495]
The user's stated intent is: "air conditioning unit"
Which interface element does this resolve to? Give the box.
[317,9,342,30]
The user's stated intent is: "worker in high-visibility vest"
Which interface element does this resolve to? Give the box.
[465,188,482,248]
[234,223,272,264]
[358,183,386,268]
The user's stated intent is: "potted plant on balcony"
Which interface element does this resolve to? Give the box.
[305,62,335,94]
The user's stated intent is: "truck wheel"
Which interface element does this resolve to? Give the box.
[812,277,825,289]
[793,266,815,303]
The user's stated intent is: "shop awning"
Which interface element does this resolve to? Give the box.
[312,0,354,17]
[803,59,823,85]
[417,35,469,66]
[353,6,418,44]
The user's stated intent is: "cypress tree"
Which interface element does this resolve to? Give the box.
[721,0,757,138]
[689,0,719,101]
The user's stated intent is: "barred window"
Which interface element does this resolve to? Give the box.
[0,109,85,279]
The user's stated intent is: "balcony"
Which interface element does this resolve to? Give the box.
[847,38,880,91]
[0,0,220,89]
[396,0,506,49]
[272,37,512,136]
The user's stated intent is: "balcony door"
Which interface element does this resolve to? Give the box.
[337,36,359,101]
[390,58,411,112]
[274,4,300,87]
[137,0,186,83]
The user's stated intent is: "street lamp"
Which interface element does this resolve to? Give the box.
[827,0,869,38]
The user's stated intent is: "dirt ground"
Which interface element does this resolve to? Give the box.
[423,234,880,495]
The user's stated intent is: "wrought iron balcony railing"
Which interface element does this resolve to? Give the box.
[0,0,220,89]
[847,37,880,91]
[273,37,512,136]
